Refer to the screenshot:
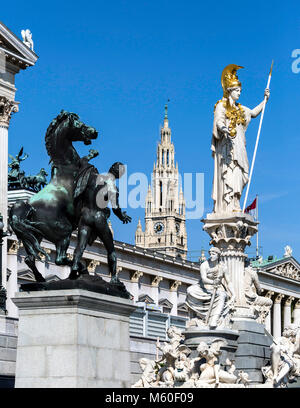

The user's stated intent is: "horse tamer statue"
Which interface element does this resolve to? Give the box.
[9,112,132,297]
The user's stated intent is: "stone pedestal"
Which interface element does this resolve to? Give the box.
[184,328,239,365]
[12,289,136,388]
[232,319,272,384]
[0,315,18,386]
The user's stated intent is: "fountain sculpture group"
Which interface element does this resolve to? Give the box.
[131,65,300,388]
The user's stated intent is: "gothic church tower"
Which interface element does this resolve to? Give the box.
[135,105,187,259]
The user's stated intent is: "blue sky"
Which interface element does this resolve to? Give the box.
[2,0,300,260]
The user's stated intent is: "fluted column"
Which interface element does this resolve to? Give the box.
[151,275,163,305]
[0,97,18,291]
[6,240,20,318]
[130,270,143,302]
[265,291,274,333]
[169,280,181,316]
[273,294,284,339]
[283,296,294,329]
[293,299,300,325]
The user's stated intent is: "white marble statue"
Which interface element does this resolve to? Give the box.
[193,340,238,387]
[262,324,300,387]
[211,64,270,214]
[244,258,273,323]
[21,29,34,51]
[185,247,235,329]
[284,245,293,258]
[132,358,157,388]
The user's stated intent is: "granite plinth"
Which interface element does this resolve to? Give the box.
[12,289,136,388]
[20,274,131,300]
[233,319,272,384]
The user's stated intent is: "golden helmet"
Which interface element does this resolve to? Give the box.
[221,64,244,98]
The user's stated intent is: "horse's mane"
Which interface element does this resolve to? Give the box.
[45,110,79,161]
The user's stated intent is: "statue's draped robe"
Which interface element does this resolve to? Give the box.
[212,100,252,213]
[186,261,230,327]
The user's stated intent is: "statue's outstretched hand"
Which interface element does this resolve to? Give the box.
[264,88,270,101]
[221,126,231,140]
[121,211,132,224]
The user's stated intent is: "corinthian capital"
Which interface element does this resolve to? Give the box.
[0,96,19,127]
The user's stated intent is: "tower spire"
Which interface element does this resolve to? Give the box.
[135,101,187,259]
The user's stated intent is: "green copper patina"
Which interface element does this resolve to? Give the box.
[8,147,48,192]
[9,111,98,282]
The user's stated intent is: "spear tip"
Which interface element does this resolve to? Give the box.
[269,60,274,76]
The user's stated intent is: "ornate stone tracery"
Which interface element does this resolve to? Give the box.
[131,270,143,283]
[269,262,300,281]
[0,96,19,127]
[151,275,163,287]
[87,259,100,274]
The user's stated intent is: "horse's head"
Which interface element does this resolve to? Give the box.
[67,112,98,145]
[45,111,98,165]
[40,168,48,177]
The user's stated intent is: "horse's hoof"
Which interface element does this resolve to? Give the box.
[110,276,121,284]
[68,270,80,280]
[36,275,46,283]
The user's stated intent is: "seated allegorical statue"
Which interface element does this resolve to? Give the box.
[244,258,273,323]
[185,247,235,329]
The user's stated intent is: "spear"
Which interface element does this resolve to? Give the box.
[242,61,274,213]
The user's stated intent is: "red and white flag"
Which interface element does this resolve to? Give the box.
[244,198,257,214]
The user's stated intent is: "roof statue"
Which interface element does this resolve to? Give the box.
[21,29,34,51]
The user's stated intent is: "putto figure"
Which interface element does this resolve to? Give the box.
[185,247,235,329]
[262,324,300,387]
[212,64,270,214]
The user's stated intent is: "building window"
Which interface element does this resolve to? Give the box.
[178,302,189,318]
[159,298,173,314]
[160,181,163,206]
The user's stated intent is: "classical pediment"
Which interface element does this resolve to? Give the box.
[45,274,61,282]
[158,298,173,309]
[0,22,38,68]
[262,257,300,281]
[18,269,36,282]
[177,302,189,313]
[138,294,155,304]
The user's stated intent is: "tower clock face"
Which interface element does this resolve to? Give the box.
[154,222,164,234]
[175,223,180,235]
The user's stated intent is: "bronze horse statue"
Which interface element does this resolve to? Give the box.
[24,168,48,192]
[9,111,98,282]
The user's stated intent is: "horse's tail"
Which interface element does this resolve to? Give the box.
[9,202,50,262]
